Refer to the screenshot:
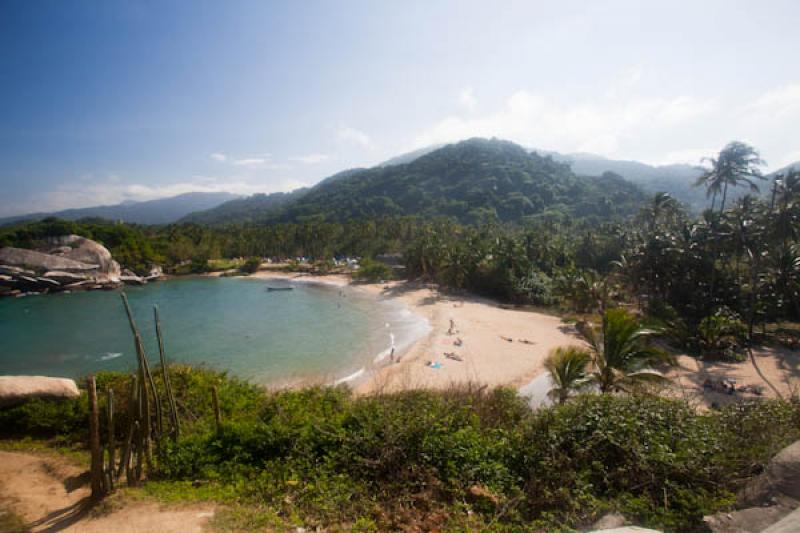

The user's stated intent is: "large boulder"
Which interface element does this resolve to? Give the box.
[705,440,800,532]
[740,440,800,504]
[55,235,121,282]
[0,247,98,273]
[0,376,80,407]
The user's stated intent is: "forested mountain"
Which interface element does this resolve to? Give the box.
[0,191,239,226]
[179,188,308,224]
[188,139,646,225]
[533,152,709,211]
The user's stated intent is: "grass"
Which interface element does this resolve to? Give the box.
[2,366,799,531]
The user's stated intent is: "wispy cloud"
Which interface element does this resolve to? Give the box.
[413,89,718,156]
[210,152,227,162]
[232,157,270,168]
[289,153,330,164]
[336,126,373,148]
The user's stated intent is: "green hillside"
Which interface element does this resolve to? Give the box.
[190,138,646,225]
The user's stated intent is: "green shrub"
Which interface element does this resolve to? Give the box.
[5,367,799,531]
[353,258,393,282]
[240,257,262,274]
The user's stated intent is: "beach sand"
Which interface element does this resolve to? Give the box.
[247,269,800,405]
[250,270,584,394]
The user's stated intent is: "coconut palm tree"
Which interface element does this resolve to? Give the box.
[578,308,671,393]
[695,142,766,214]
[544,346,592,404]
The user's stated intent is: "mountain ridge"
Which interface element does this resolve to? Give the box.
[0,191,240,226]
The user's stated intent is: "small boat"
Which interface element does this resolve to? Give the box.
[266,286,294,292]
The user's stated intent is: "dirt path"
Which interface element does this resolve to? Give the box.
[0,450,214,532]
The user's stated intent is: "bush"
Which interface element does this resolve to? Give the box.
[353,258,393,282]
[240,257,262,274]
[5,367,799,531]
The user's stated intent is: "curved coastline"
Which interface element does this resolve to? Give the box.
[247,270,585,395]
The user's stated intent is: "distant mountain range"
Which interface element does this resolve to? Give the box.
[7,140,794,227]
[541,152,709,211]
[183,138,646,225]
[0,192,239,226]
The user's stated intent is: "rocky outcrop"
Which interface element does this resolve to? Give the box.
[0,235,157,297]
[0,247,98,273]
[0,376,80,407]
[705,440,800,532]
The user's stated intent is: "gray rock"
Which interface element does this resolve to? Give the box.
[592,512,627,530]
[42,271,89,284]
[705,440,800,532]
[0,376,80,407]
[0,265,36,277]
[0,247,98,273]
[56,235,120,281]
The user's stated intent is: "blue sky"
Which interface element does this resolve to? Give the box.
[1,0,799,216]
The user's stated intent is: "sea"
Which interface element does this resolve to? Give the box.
[0,276,429,386]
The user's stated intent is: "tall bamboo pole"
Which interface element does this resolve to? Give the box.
[87,376,104,498]
[120,293,161,468]
[212,386,221,434]
[118,374,138,480]
[154,305,180,439]
[106,387,115,492]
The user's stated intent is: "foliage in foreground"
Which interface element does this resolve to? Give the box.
[2,366,799,531]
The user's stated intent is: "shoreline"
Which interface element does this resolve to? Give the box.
[245,269,800,407]
[248,269,585,395]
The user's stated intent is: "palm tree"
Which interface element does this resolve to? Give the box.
[641,192,681,233]
[578,308,671,393]
[544,347,592,404]
[695,142,766,214]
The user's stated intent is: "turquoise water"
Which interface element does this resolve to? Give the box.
[0,277,426,384]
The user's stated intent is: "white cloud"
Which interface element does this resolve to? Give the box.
[289,153,330,164]
[232,157,269,168]
[210,152,227,162]
[743,83,800,119]
[4,173,311,216]
[458,87,477,111]
[412,87,720,160]
[658,148,715,166]
[336,126,373,148]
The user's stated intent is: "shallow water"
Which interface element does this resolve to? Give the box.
[0,277,427,384]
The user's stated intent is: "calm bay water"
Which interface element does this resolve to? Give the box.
[0,277,426,384]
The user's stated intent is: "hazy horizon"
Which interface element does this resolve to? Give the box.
[2,0,799,217]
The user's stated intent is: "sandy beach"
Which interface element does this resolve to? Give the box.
[247,268,800,406]
[250,269,584,394]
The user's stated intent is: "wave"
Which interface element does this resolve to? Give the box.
[333,367,365,385]
[99,352,123,361]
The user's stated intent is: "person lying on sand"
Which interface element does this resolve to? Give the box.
[444,352,463,362]
[426,360,443,369]
[518,339,535,345]
[454,337,463,346]
[500,335,513,342]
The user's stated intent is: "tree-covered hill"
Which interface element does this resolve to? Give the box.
[189,138,647,225]
[179,188,309,225]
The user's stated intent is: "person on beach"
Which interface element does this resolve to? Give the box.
[448,319,456,335]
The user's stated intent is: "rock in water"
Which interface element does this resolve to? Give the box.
[0,247,98,273]
[0,376,80,407]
